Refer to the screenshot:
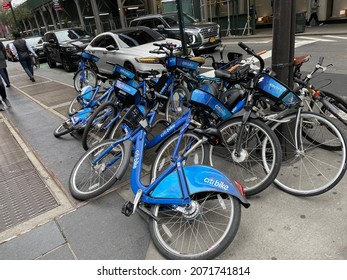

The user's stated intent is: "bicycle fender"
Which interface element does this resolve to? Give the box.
[151,165,250,208]
[115,139,133,180]
[184,165,250,208]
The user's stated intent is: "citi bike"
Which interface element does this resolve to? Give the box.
[69,101,250,259]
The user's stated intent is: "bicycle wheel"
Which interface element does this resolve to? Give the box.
[73,68,98,92]
[269,111,347,196]
[69,139,127,200]
[151,132,207,180]
[81,102,118,150]
[108,109,128,140]
[209,117,282,196]
[53,119,74,138]
[149,193,241,259]
[320,91,347,127]
[68,95,85,116]
[165,85,191,122]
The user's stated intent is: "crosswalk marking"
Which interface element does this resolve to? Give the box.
[323,35,347,40]
[298,36,335,42]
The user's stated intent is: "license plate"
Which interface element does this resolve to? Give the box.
[209,37,216,43]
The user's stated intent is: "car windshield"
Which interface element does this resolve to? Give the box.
[117,29,165,48]
[25,37,42,46]
[55,29,91,43]
[163,13,198,26]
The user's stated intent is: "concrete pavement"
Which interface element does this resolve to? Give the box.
[0,22,347,260]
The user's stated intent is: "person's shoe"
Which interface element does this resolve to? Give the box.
[6,84,10,87]
[3,99,11,107]
[319,23,324,26]
[0,103,4,111]
[30,77,35,82]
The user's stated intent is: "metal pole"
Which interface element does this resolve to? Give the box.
[176,0,188,56]
[9,1,20,32]
[272,0,295,87]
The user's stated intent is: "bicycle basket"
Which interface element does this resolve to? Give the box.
[81,52,100,62]
[212,52,243,70]
[190,88,232,121]
[112,64,136,79]
[123,105,148,130]
[166,57,199,70]
[114,79,140,107]
[256,73,301,108]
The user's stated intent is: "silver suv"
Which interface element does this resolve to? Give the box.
[129,12,221,55]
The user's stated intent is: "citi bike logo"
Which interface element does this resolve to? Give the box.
[160,124,176,138]
[214,104,227,116]
[133,150,140,169]
[204,177,229,190]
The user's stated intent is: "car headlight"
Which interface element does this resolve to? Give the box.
[65,46,78,52]
[186,33,197,44]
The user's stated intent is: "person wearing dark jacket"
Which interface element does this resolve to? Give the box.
[0,41,10,87]
[10,32,38,82]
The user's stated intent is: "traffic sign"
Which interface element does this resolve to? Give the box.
[2,2,11,10]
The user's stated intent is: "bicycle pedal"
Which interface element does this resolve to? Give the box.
[121,201,134,217]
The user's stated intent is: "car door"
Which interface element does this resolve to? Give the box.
[49,33,61,62]
[103,35,119,74]
[86,35,108,74]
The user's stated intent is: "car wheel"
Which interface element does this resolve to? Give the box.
[124,62,136,74]
[62,56,73,72]
[47,54,56,68]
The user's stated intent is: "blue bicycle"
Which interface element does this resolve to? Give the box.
[53,65,136,137]
[69,103,249,259]
[73,51,99,92]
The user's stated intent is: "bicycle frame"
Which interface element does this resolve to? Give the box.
[91,108,249,210]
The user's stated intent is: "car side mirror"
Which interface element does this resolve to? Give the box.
[106,45,118,51]
[157,25,165,30]
[48,39,56,44]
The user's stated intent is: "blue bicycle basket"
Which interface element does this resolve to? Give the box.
[166,57,199,70]
[81,52,100,62]
[190,88,232,121]
[113,64,136,79]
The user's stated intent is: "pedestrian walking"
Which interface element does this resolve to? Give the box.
[0,41,11,87]
[10,32,38,82]
[307,0,323,26]
[0,78,10,111]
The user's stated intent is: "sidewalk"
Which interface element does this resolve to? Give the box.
[1,22,347,260]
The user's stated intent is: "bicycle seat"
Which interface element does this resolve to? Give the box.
[96,74,108,83]
[193,127,223,146]
[294,54,311,66]
[189,56,205,66]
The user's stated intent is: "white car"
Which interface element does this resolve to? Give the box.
[84,26,182,75]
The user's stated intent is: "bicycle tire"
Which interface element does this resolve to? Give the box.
[151,132,208,181]
[149,193,241,259]
[165,85,191,122]
[53,119,75,138]
[317,90,347,126]
[81,102,118,150]
[209,117,282,196]
[69,139,127,200]
[108,109,128,140]
[269,111,347,197]
[73,68,98,92]
[68,95,85,116]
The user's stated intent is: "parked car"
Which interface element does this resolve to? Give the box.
[129,12,221,55]
[84,26,182,75]
[25,36,46,61]
[42,28,93,72]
